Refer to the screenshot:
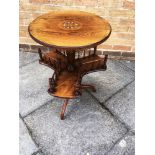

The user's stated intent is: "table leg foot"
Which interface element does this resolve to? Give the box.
[60,99,69,120]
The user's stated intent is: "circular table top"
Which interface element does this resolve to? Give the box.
[28,10,111,49]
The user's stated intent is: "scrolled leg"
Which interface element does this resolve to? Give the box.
[60,99,69,120]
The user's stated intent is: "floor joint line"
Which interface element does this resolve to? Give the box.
[103,80,134,104]
[104,130,132,155]
[86,80,135,131]
[20,59,38,68]
[19,113,41,151]
[118,61,135,72]
[23,99,54,119]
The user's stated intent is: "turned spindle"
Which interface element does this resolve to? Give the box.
[38,48,43,61]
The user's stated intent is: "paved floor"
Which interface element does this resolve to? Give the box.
[19,52,135,155]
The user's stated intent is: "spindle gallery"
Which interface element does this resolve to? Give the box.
[28,11,111,120]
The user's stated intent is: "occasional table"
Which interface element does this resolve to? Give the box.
[28,10,111,120]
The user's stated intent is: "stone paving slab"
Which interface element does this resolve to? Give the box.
[82,60,135,103]
[19,61,54,117]
[19,51,38,67]
[104,81,135,131]
[24,92,127,155]
[106,133,135,155]
[19,118,38,155]
[119,60,135,71]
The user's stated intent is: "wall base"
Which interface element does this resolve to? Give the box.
[19,44,135,61]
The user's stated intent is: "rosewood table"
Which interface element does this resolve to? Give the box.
[28,10,111,120]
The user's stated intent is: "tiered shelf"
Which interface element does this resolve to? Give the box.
[38,49,108,100]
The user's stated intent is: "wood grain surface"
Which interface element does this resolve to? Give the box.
[28,10,111,49]
[49,70,78,98]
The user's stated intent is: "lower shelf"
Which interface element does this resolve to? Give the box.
[48,70,78,99]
